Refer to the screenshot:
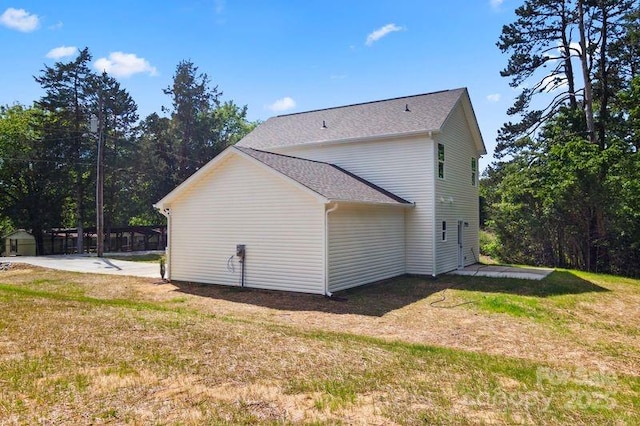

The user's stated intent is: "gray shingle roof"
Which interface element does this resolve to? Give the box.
[234,147,412,206]
[237,88,467,150]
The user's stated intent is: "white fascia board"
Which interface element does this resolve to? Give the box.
[153,146,237,210]
[327,200,415,208]
[462,97,487,156]
[438,89,486,157]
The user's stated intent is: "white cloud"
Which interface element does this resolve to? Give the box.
[365,23,404,46]
[0,7,40,32]
[49,21,63,30]
[487,93,501,102]
[267,96,296,112]
[94,52,158,78]
[46,46,77,59]
[490,0,505,10]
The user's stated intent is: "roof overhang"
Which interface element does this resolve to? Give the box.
[460,89,487,156]
[154,146,238,210]
[326,200,415,208]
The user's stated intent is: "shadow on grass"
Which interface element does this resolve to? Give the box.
[440,270,609,297]
[170,270,608,317]
[171,275,445,317]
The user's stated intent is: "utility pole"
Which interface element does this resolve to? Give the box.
[96,92,105,257]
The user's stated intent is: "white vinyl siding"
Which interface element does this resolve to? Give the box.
[169,154,325,294]
[328,204,406,292]
[435,103,481,274]
[276,135,435,276]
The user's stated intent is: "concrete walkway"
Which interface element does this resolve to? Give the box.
[448,264,554,280]
[0,254,161,278]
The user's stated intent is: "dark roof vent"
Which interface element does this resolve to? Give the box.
[405,103,410,112]
[322,120,327,128]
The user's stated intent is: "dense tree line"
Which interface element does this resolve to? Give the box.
[0,49,256,254]
[482,0,640,277]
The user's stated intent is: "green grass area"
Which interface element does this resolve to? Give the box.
[0,266,638,424]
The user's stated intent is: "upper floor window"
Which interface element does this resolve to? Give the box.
[471,157,477,186]
[441,221,447,241]
[438,143,445,179]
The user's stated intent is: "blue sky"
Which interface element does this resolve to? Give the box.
[1,0,517,168]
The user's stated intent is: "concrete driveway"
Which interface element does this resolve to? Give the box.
[449,264,554,280]
[0,254,161,278]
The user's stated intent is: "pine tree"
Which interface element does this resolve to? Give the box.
[35,47,94,252]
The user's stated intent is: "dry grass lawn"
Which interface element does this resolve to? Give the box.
[0,264,638,424]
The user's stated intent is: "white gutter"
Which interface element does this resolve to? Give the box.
[324,202,339,297]
[328,200,415,208]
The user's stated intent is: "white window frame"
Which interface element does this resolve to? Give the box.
[438,143,445,179]
[471,157,477,186]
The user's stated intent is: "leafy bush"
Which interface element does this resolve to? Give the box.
[480,230,501,261]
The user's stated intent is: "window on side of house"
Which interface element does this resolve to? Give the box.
[438,143,445,179]
[471,157,477,186]
[441,221,447,241]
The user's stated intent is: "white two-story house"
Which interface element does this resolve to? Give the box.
[155,88,486,295]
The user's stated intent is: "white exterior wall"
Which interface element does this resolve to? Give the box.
[276,135,435,276]
[169,153,325,294]
[434,103,481,274]
[328,204,406,292]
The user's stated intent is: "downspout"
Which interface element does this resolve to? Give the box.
[324,202,339,297]
[431,135,438,278]
[158,207,171,281]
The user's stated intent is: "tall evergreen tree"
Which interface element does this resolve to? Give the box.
[90,72,139,248]
[163,60,221,181]
[35,47,95,252]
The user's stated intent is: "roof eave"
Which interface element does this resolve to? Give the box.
[154,146,236,210]
[326,199,415,208]
[462,90,487,156]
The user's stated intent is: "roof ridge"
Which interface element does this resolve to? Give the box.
[275,88,466,118]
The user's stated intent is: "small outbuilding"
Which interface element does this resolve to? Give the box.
[3,229,36,257]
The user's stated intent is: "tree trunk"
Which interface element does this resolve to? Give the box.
[560,1,578,110]
[578,0,597,144]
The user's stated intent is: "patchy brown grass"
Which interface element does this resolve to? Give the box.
[0,265,638,424]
